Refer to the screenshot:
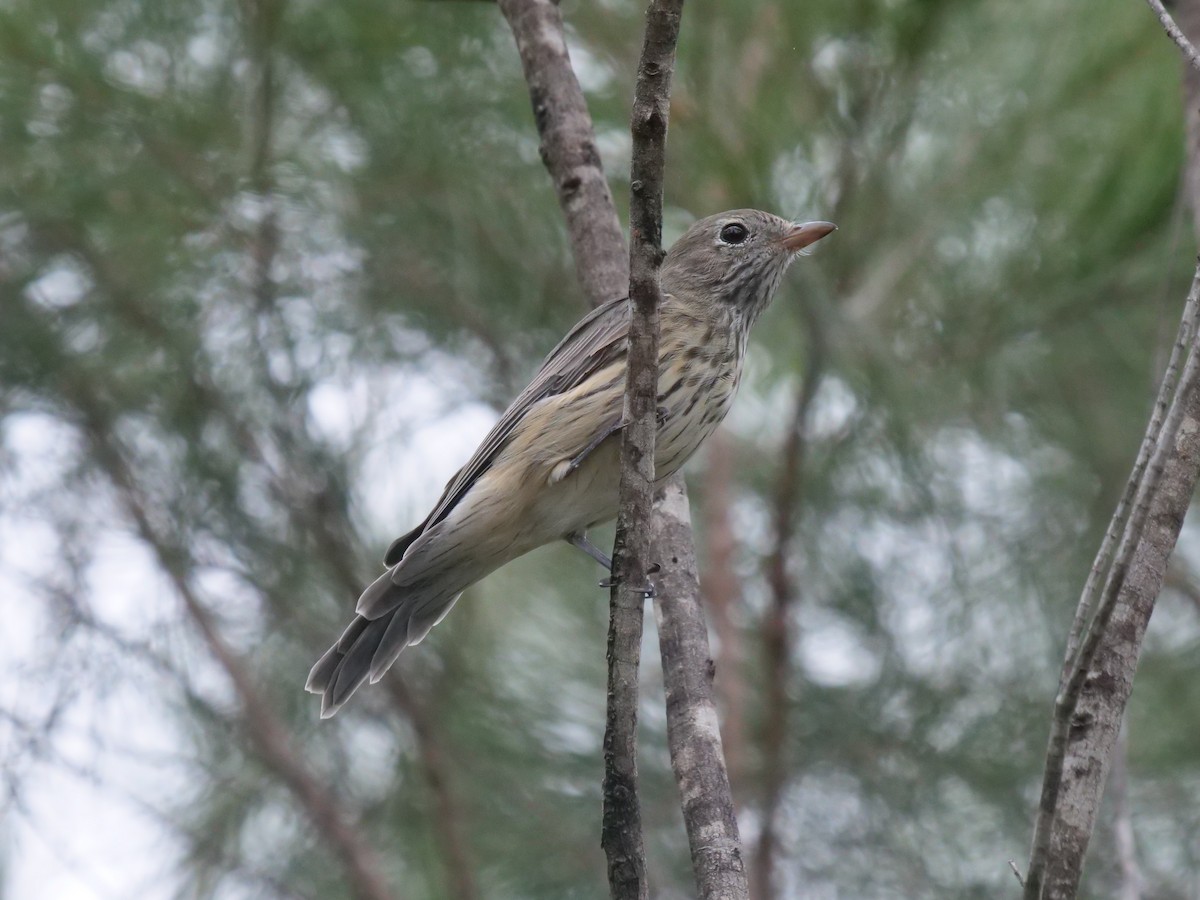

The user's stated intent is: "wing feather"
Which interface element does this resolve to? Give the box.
[385,296,630,564]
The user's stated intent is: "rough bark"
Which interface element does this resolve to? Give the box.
[1023,270,1200,897]
[1109,724,1145,900]
[1021,9,1200,893]
[600,3,685,896]
[653,480,750,900]
[496,0,630,307]
[1038,376,1200,898]
[633,3,747,889]
[700,430,748,799]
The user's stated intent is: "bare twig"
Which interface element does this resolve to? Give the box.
[1182,0,1200,241]
[1142,0,1200,71]
[638,12,748,900]
[1009,860,1026,888]
[496,0,630,306]
[754,316,825,900]
[1023,261,1200,899]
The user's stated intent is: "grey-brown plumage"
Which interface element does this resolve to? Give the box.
[307,209,835,717]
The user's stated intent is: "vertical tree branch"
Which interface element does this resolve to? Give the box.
[600,3,684,896]
[653,480,750,900]
[1042,355,1200,898]
[1058,270,1199,666]
[632,0,749,892]
[1022,8,1200,892]
[496,0,630,306]
[1180,0,1200,237]
[1109,723,1145,900]
[1023,264,1200,898]
[699,430,748,800]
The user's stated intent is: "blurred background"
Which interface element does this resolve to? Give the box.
[2,0,1199,897]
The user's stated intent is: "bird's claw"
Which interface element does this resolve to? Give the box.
[599,571,658,598]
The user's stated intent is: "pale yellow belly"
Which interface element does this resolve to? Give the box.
[457,339,742,564]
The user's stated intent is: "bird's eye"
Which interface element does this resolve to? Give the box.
[719,222,749,245]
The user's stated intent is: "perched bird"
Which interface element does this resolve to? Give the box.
[307,209,835,716]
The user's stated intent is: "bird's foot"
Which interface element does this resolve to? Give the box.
[599,562,660,598]
[567,532,613,571]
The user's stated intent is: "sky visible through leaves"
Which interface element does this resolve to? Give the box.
[2,0,1200,898]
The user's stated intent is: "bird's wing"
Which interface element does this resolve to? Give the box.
[383,296,630,565]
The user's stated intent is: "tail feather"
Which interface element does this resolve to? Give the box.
[354,566,398,619]
[310,515,487,716]
[306,580,461,718]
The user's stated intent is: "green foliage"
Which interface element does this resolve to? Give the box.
[1,0,1198,897]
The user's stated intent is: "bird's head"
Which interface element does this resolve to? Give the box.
[660,209,835,326]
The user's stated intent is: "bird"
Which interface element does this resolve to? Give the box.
[307,209,836,717]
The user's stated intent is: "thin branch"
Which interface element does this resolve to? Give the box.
[1023,261,1200,899]
[1143,0,1200,71]
[61,384,398,900]
[383,679,480,900]
[652,479,751,900]
[600,2,685,895]
[1009,860,1026,888]
[496,0,630,306]
[754,315,825,900]
[1060,267,1200,666]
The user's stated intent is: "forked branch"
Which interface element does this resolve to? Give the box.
[1023,264,1200,898]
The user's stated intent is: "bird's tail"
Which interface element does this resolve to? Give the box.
[306,572,461,718]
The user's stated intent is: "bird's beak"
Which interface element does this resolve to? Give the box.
[781,220,837,252]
